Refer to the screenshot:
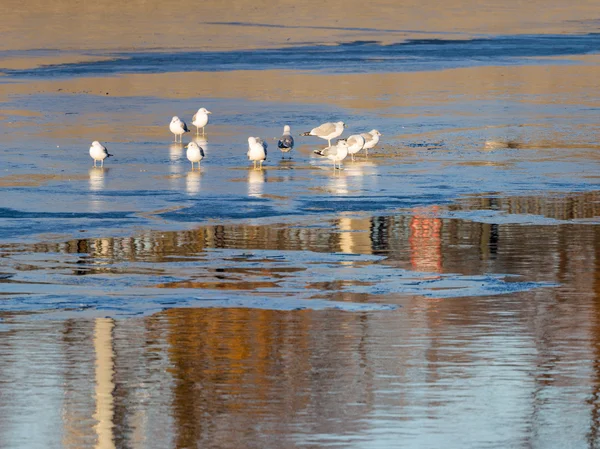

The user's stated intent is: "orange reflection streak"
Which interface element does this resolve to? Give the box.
[409,206,443,273]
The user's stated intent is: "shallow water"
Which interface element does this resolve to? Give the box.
[1,4,600,448]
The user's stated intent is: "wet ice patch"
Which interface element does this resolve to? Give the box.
[0,248,556,319]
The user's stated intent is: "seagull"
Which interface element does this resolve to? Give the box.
[169,116,189,143]
[314,139,349,170]
[360,129,382,155]
[346,134,366,161]
[89,141,112,167]
[247,137,268,170]
[301,121,346,147]
[192,108,211,135]
[277,125,294,158]
[186,141,205,170]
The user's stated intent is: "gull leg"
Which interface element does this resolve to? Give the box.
[202,127,205,136]
[259,160,263,170]
[101,159,104,168]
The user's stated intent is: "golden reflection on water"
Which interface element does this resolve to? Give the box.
[93,318,116,449]
[8,191,600,291]
[1,196,600,446]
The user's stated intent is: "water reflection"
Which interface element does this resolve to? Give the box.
[247,169,266,197]
[93,318,116,449]
[327,170,348,195]
[3,192,600,447]
[89,167,108,192]
[89,167,109,212]
[185,170,201,195]
[168,143,184,163]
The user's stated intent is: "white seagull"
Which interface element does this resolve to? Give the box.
[89,141,112,167]
[301,121,346,147]
[247,137,268,170]
[346,134,366,161]
[192,107,211,135]
[169,116,189,143]
[277,125,294,158]
[360,129,382,155]
[314,139,349,170]
[186,141,205,170]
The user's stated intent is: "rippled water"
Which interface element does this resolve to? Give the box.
[1,5,600,448]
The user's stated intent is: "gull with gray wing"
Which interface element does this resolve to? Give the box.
[277,125,294,158]
[314,139,349,170]
[360,129,382,155]
[247,137,268,170]
[301,121,346,147]
[89,141,112,167]
[346,134,366,161]
[169,116,189,143]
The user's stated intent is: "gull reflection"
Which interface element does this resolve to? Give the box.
[88,168,109,212]
[248,169,266,197]
[169,143,184,163]
[169,143,184,191]
[186,169,202,195]
[328,170,348,195]
[93,318,116,449]
[344,159,378,191]
[89,167,108,192]
[193,135,209,154]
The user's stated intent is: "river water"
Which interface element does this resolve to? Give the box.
[1,2,600,448]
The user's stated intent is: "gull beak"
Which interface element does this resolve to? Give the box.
[343,123,347,128]
[207,111,212,114]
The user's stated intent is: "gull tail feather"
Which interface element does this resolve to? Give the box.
[301,132,312,136]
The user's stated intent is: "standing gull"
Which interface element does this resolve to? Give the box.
[89,141,112,167]
[169,116,189,143]
[247,137,268,170]
[360,129,382,155]
[314,139,349,170]
[301,121,346,147]
[186,141,205,170]
[192,108,211,135]
[277,125,294,158]
[346,134,366,161]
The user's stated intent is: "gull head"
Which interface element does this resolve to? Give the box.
[371,129,381,136]
[171,116,180,123]
[198,108,211,114]
[248,136,257,145]
[91,140,101,147]
[283,125,291,134]
[186,142,199,150]
[338,121,346,128]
